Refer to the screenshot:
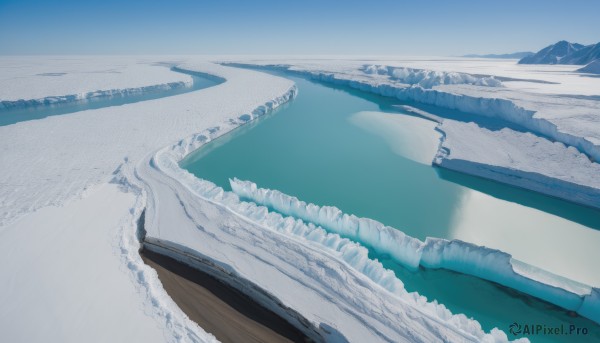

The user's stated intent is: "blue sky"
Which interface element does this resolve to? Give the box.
[0,0,598,55]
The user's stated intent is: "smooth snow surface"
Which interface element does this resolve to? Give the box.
[0,183,214,343]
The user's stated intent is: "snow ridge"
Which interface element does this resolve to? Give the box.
[0,80,192,110]
[112,163,219,343]
[230,178,600,325]
[361,65,503,88]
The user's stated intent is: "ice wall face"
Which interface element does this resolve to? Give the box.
[229,178,600,325]
[434,121,600,209]
[149,148,518,341]
[361,65,503,88]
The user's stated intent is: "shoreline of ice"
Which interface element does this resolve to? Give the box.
[0,78,192,111]
[434,120,600,209]
[0,56,195,105]
[223,62,600,210]
[229,178,600,324]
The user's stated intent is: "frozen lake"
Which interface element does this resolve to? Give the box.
[181,71,600,341]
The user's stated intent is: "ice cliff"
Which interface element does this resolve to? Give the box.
[230,178,600,325]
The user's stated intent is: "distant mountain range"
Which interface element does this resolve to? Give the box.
[462,52,534,59]
[518,40,600,65]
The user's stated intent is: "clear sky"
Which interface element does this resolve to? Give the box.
[0,0,598,56]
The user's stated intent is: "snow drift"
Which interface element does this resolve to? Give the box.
[230,178,600,325]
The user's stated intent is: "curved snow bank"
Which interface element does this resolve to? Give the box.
[230,178,600,324]
[0,80,192,111]
[112,178,218,343]
[361,65,503,88]
[151,153,515,342]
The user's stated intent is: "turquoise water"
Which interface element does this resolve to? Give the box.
[181,72,600,342]
[0,68,223,127]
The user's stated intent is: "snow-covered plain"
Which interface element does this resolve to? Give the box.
[0,57,532,342]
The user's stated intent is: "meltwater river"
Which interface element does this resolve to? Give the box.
[181,71,600,342]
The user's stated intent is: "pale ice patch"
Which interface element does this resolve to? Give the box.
[349,110,441,164]
[447,188,600,287]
